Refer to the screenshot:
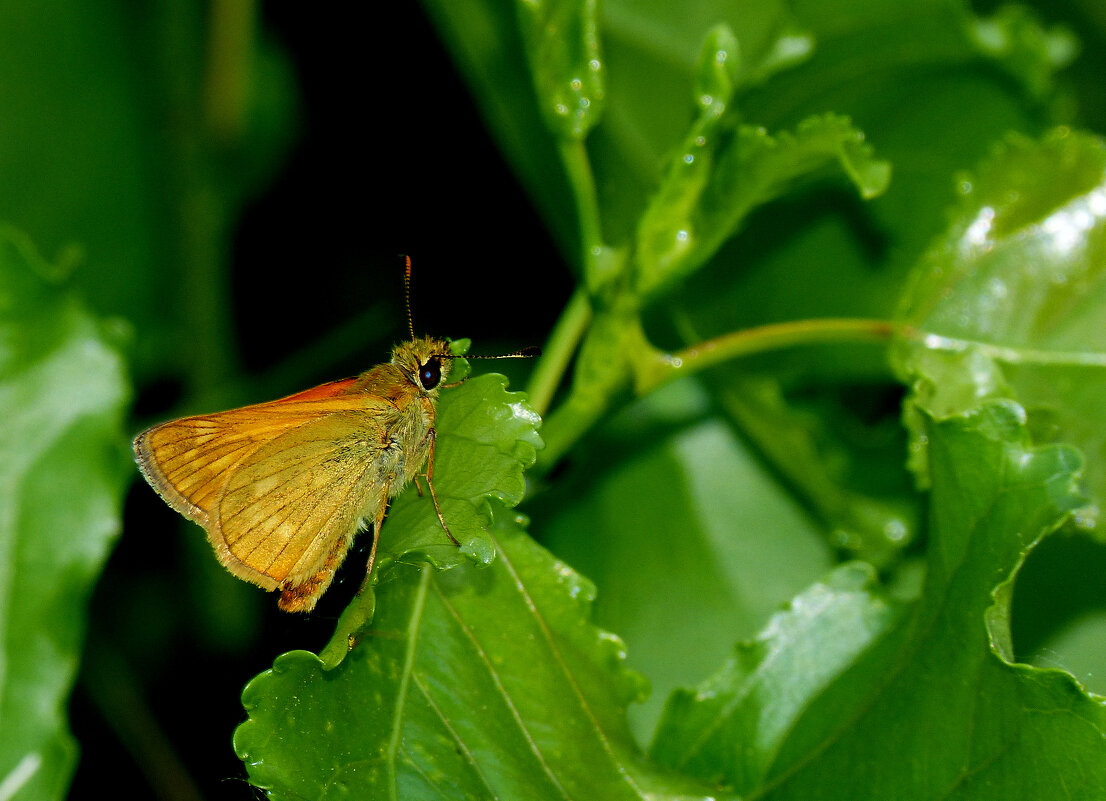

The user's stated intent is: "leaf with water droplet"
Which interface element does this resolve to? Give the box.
[635,103,890,300]
[516,0,605,140]
[896,129,1106,526]
[632,23,889,301]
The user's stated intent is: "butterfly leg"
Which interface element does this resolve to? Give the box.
[355,488,393,597]
[423,429,460,546]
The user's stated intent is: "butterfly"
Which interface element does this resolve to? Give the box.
[133,259,536,612]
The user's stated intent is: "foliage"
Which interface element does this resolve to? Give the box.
[5,0,1106,799]
[0,230,130,798]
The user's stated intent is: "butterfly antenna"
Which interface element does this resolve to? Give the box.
[403,254,417,342]
[402,256,540,361]
[439,345,540,389]
[463,346,542,359]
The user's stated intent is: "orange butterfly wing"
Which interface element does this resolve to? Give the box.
[134,378,397,597]
[211,411,393,588]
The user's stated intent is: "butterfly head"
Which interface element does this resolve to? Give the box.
[392,336,455,394]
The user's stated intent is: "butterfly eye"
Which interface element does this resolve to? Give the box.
[419,356,442,390]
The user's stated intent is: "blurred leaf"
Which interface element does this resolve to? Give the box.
[714,373,917,565]
[0,227,130,799]
[649,401,1106,797]
[650,562,900,789]
[515,0,605,140]
[0,3,160,333]
[896,129,1106,524]
[0,3,296,380]
[235,512,728,800]
[1012,531,1106,695]
[1029,608,1106,692]
[967,4,1078,100]
[535,379,833,741]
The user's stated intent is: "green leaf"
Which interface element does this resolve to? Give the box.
[633,41,891,299]
[0,4,162,341]
[425,0,1067,284]
[647,400,1106,797]
[896,129,1106,521]
[0,226,130,799]
[656,2,1072,601]
[594,0,827,247]
[235,512,728,800]
[669,1,1066,343]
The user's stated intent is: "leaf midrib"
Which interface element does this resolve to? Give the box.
[389,564,433,801]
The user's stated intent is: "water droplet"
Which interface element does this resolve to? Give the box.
[884,519,908,542]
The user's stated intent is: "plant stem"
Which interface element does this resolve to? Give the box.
[524,137,603,419]
[527,287,592,416]
[558,139,604,271]
[636,317,901,394]
[536,316,901,475]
